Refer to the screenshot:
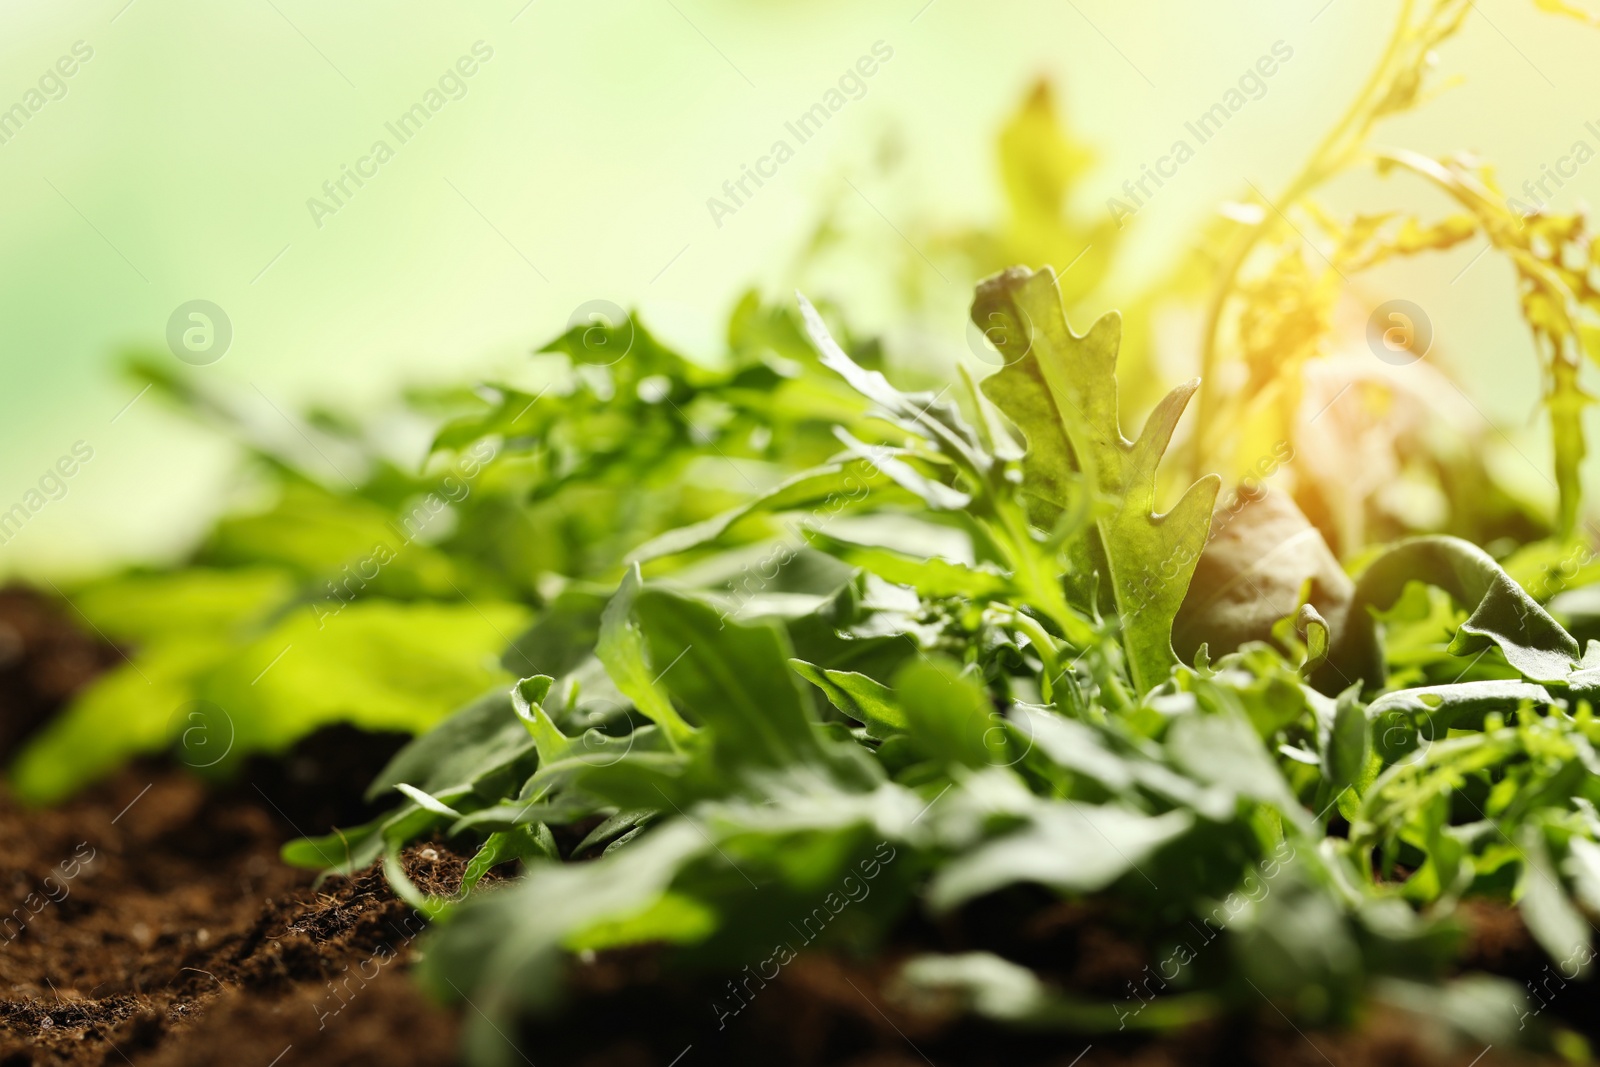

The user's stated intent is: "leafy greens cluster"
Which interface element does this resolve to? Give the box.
[254,267,1600,1065]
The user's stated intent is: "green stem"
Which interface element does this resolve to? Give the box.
[1009,608,1062,703]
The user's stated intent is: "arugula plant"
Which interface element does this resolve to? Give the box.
[265,269,1600,1066]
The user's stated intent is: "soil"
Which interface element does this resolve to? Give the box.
[0,583,1591,1067]
[522,905,1557,1067]
[0,583,465,1066]
[0,766,465,1067]
[0,586,123,766]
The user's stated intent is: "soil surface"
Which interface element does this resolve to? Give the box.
[0,583,463,1066]
[0,767,464,1067]
[0,584,1590,1067]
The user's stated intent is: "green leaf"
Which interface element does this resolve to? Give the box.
[69,567,295,642]
[1366,679,1554,762]
[461,824,559,893]
[790,660,908,738]
[1166,705,1307,829]
[596,566,696,746]
[798,295,994,483]
[395,782,464,817]
[364,688,535,803]
[509,675,571,764]
[499,585,609,678]
[831,426,970,511]
[1517,825,1592,975]
[13,598,524,804]
[281,818,385,873]
[1564,835,1600,913]
[930,801,1193,909]
[975,266,1221,693]
[1324,690,1368,794]
[631,586,828,774]
[898,952,1215,1031]
[801,529,1012,601]
[205,600,529,754]
[421,822,711,1058]
[626,458,892,564]
[894,656,1002,769]
[1318,536,1580,691]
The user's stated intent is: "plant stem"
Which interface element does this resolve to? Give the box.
[1191,0,1420,477]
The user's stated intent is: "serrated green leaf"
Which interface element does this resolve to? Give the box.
[975,266,1220,693]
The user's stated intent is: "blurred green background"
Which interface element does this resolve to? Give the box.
[1,0,1595,574]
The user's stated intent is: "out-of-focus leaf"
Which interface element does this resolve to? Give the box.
[421,822,710,1061]
[894,656,999,770]
[1174,488,1351,669]
[929,802,1193,909]
[500,585,609,678]
[1167,706,1307,828]
[1517,825,1592,976]
[1325,691,1368,793]
[365,688,533,802]
[595,567,695,746]
[14,599,524,804]
[896,952,1215,1031]
[69,567,294,642]
[205,600,528,755]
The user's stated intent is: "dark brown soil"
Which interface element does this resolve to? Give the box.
[0,767,467,1066]
[0,585,464,1066]
[0,585,123,765]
